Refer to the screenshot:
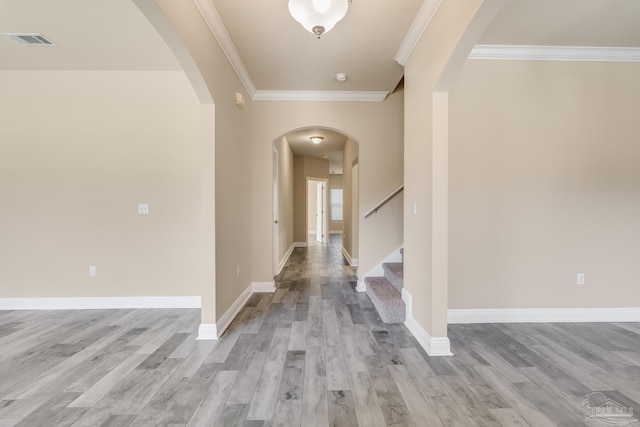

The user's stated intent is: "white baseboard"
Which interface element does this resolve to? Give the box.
[252,281,276,292]
[275,242,307,276]
[329,230,343,235]
[197,324,218,340]
[363,245,403,278]
[448,307,640,324]
[402,289,452,356]
[294,241,308,248]
[355,280,366,293]
[0,296,201,310]
[198,281,277,340]
[342,247,358,267]
[214,284,255,338]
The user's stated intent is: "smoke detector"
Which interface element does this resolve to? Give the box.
[335,73,348,82]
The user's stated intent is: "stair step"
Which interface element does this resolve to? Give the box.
[364,277,406,324]
[383,262,403,292]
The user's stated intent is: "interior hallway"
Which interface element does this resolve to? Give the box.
[1,236,639,426]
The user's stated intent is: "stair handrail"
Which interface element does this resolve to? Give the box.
[364,184,404,218]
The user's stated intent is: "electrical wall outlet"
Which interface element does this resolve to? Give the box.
[577,273,585,285]
[138,203,149,214]
[89,266,97,277]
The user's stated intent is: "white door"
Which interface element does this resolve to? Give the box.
[316,182,323,242]
[273,148,279,274]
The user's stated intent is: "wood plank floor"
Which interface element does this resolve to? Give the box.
[1,236,639,426]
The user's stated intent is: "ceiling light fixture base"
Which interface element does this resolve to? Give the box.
[312,26,325,39]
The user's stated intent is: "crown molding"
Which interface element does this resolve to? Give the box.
[253,90,389,102]
[469,45,640,63]
[394,0,443,66]
[193,0,256,97]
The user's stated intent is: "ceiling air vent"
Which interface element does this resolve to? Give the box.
[2,33,56,46]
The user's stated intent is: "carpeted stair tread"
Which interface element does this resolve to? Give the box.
[383,262,403,292]
[364,276,406,324]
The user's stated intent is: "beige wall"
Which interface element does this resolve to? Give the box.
[155,0,253,324]
[0,70,201,298]
[449,59,640,309]
[329,174,343,233]
[293,157,329,242]
[275,137,294,268]
[342,139,359,261]
[404,0,491,337]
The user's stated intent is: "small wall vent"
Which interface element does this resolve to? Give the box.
[2,33,56,46]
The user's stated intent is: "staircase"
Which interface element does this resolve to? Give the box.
[364,249,405,323]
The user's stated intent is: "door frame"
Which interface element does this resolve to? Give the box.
[272,146,279,275]
[306,177,329,244]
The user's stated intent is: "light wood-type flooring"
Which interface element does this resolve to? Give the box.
[1,236,639,426]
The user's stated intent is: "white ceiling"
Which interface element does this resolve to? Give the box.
[479,0,640,47]
[286,128,347,174]
[3,0,640,78]
[0,0,180,71]
[212,0,422,93]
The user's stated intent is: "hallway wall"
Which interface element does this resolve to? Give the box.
[342,139,359,262]
[275,137,294,269]
[449,59,640,309]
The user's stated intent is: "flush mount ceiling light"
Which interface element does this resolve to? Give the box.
[310,136,324,145]
[288,0,349,39]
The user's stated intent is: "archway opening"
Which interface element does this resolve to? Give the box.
[272,127,359,277]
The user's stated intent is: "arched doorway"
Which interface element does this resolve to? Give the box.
[272,127,359,277]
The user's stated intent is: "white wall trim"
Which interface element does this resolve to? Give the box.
[252,281,276,293]
[363,245,403,279]
[253,90,388,102]
[0,296,201,310]
[193,0,257,97]
[342,247,358,267]
[212,283,254,338]
[197,324,218,340]
[329,230,343,235]
[198,281,277,340]
[276,243,297,276]
[394,0,443,66]
[469,45,640,63]
[448,307,640,324]
[294,241,308,248]
[402,289,452,356]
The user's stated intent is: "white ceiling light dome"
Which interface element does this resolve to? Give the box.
[288,0,349,39]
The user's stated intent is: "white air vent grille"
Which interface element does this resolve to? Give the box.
[2,33,56,46]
